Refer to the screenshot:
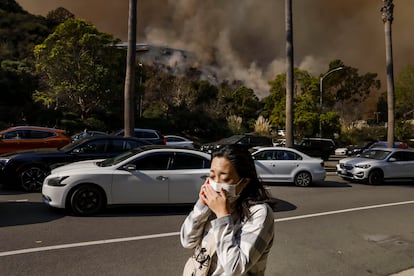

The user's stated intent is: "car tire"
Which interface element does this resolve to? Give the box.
[367,169,384,185]
[69,184,106,216]
[19,166,49,192]
[294,171,312,187]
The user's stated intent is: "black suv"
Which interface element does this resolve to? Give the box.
[294,138,335,160]
[114,128,166,145]
[200,134,273,153]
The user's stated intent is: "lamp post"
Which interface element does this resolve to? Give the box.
[138,63,143,119]
[319,67,343,137]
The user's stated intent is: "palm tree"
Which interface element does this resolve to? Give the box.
[381,0,395,147]
[285,0,294,147]
[124,0,137,137]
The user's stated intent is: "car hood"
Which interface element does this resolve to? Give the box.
[51,158,106,174]
[339,157,377,165]
[0,148,60,158]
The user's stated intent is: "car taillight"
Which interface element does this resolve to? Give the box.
[163,136,167,145]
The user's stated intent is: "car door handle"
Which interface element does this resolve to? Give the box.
[156,176,168,181]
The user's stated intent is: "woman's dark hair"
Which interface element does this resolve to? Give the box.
[211,144,273,219]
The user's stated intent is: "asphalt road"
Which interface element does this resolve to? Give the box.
[1,173,414,276]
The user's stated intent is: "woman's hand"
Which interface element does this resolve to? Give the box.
[200,181,230,218]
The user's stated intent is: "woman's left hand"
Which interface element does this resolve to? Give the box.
[201,182,230,218]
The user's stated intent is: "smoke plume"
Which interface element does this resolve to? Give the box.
[16,0,414,98]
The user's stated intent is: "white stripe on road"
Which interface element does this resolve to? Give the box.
[1,200,413,257]
[274,200,414,222]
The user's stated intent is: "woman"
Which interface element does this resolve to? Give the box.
[181,144,275,275]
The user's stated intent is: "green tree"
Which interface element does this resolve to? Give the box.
[321,60,381,125]
[395,64,414,119]
[34,19,124,121]
[262,68,327,138]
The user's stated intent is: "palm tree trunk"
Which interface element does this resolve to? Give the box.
[124,0,137,137]
[381,0,395,147]
[285,0,294,147]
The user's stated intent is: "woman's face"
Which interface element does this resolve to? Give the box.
[209,157,247,194]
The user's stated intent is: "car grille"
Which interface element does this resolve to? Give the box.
[339,163,353,170]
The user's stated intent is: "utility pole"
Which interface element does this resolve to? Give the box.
[381,0,395,148]
[123,0,137,137]
[285,0,294,148]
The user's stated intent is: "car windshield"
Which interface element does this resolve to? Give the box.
[98,147,146,167]
[60,138,87,151]
[360,149,392,160]
[216,135,244,144]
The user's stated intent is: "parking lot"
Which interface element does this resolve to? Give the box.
[1,172,414,276]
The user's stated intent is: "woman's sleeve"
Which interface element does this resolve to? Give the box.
[180,199,213,249]
[211,203,275,274]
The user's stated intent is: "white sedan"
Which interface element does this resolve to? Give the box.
[165,135,195,148]
[252,147,326,186]
[42,146,211,215]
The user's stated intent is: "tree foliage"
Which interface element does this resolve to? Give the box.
[395,64,414,119]
[34,19,124,121]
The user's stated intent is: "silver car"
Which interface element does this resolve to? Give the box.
[336,147,414,185]
[252,147,326,187]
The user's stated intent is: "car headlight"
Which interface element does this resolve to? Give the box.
[355,163,371,169]
[47,176,69,187]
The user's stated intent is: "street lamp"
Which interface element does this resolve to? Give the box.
[138,63,143,119]
[319,66,344,137]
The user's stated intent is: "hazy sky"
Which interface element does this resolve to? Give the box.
[16,0,414,99]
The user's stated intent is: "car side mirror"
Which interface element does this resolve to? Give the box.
[123,164,136,171]
[72,148,82,154]
[388,157,396,162]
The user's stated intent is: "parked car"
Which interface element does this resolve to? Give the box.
[0,126,71,155]
[335,147,349,156]
[252,147,326,187]
[293,137,336,161]
[348,140,408,156]
[70,130,108,142]
[165,135,195,148]
[0,136,151,192]
[200,134,273,153]
[113,128,166,145]
[42,146,211,215]
[336,147,414,185]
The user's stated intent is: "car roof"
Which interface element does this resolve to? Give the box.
[0,126,67,133]
[367,147,412,152]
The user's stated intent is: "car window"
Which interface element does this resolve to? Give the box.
[171,153,210,169]
[3,130,22,139]
[254,151,274,160]
[390,151,414,161]
[133,153,171,170]
[135,131,157,139]
[77,140,107,153]
[30,130,55,139]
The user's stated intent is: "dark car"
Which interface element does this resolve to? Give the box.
[349,140,408,156]
[70,130,108,142]
[293,138,336,161]
[0,136,151,192]
[200,134,273,153]
[113,128,166,145]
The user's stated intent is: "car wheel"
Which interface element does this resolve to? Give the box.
[294,171,312,187]
[368,169,384,185]
[19,166,48,192]
[69,184,105,216]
